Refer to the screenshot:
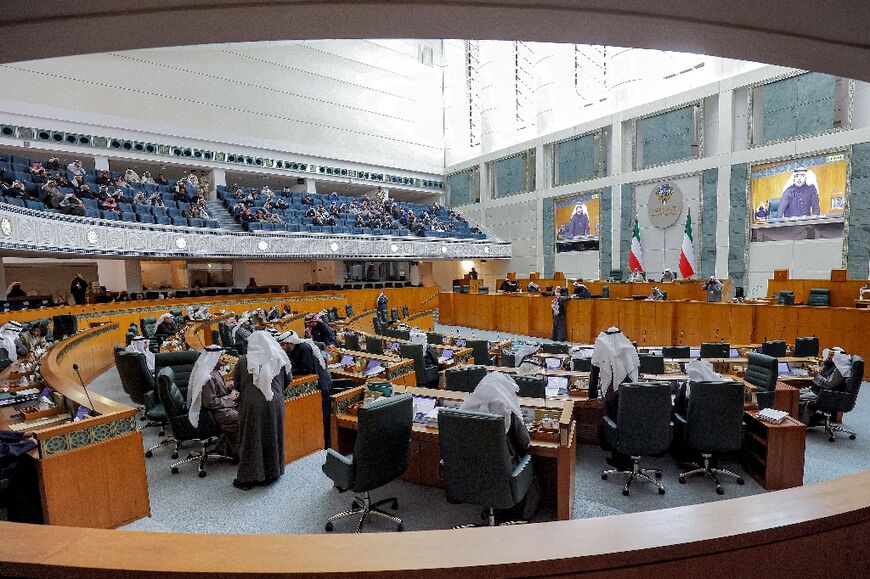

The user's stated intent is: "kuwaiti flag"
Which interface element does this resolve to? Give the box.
[628,220,644,273]
[678,212,697,278]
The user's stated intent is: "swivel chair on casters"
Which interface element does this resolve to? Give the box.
[322,394,413,532]
[808,356,864,442]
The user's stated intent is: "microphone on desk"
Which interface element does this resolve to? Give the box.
[72,363,96,412]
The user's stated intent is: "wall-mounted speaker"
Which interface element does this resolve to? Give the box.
[254,158,263,166]
[144,143,156,154]
[0,125,15,137]
[35,129,51,141]
[227,154,237,163]
[193,149,203,159]
[51,131,65,142]
[78,135,91,145]
[202,151,213,160]
[133,142,145,152]
[121,141,133,150]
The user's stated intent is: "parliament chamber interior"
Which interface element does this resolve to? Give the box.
[2,1,870,576]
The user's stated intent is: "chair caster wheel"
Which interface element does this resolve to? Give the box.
[658,488,666,495]
[171,452,179,459]
[850,434,856,440]
[171,467,179,474]
[198,470,207,478]
[622,489,629,497]
[654,471,662,479]
[716,486,724,495]
[678,476,686,484]
[145,450,153,458]
[325,522,333,532]
[601,473,608,480]
[737,477,745,485]
[391,499,399,510]
[397,523,404,532]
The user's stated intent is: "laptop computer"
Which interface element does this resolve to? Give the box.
[455,338,466,347]
[729,348,739,358]
[361,359,384,376]
[544,357,562,369]
[689,348,701,359]
[777,362,791,375]
[438,348,454,364]
[340,354,354,366]
[412,396,437,423]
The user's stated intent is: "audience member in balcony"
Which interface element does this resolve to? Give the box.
[96,171,113,186]
[148,191,165,207]
[274,196,288,210]
[27,161,44,175]
[281,304,293,318]
[197,170,209,197]
[59,193,85,216]
[124,168,140,183]
[261,185,273,199]
[114,175,131,190]
[302,193,314,205]
[141,171,157,186]
[46,156,62,171]
[66,160,86,180]
[133,191,148,205]
[101,196,119,212]
[281,186,292,196]
[4,181,27,199]
[173,182,188,203]
[41,180,62,208]
[70,175,85,192]
[155,173,168,186]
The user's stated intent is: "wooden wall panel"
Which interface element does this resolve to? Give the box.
[283,392,324,463]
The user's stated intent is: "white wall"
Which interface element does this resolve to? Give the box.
[746,238,844,298]
[554,251,600,280]
[0,40,445,174]
[634,176,701,279]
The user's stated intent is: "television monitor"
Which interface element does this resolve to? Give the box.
[455,338,466,347]
[778,362,791,375]
[646,348,663,356]
[441,348,454,359]
[74,406,91,421]
[340,354,353,366]
[366,359,381,371]
[545,357,561,369]
[390,342,401,352]
[729,348,739,358]
[689,348,701,358]
[412,396,437,421]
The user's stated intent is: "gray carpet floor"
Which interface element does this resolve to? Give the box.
[79,323,869,535]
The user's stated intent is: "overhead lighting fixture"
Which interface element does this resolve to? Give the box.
[258,240,269,251]
[330,242,339,252]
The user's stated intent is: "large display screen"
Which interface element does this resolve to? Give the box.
[555,192,600,252]
[751,153,847,226]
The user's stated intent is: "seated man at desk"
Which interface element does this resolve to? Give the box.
[459,372,539,520]
[1,321,26,361]
[155,312,179,338]
[527,280,541,292]
[187,345,239,458]
[660,268,675,283]
[798,347,852,425]
[628,269,645,283]
[15,323,49,357]
[500,278,519,293]
[304,313,338,347]
[672,359,721,416]
[646,286,665,301]
[572,280,591,299]
[590,327,639,469]
[279,331,333,449]
[702,276,724,303]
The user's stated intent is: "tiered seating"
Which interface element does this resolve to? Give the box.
[217,186,486,239]
[0,153,219,229]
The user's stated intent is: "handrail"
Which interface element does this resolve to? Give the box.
[1,470,869,577]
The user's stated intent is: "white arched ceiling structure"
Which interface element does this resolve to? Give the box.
[2,1,869,82]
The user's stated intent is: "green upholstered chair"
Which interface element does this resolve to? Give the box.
[700,342,730,359]
[601,382,673,496]
[345,304,354,317]
[662,346,690,359]
[444,365,487,393]
[344,332,361,351]
[478,286,490,294]
[807,356,864,442]
[115,350,179,458]
[401,305,409,318]
[438,408,534,526]
[157,368,228,478]
[807,288,830,306]
[154,350,200,394]
[514,375,546,398]
[365,335,384,355]
[745,352,778,409]
[793,336,819,358]
[399,344,438,387]
[760,340,787,358]
[639,353,666,375]
[322,394,413,532]
[390,307,400,322]
[467,340,493,367]
[676,380,745,494]
[426,332,444,346]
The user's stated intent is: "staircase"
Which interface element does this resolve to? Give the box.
[206,200,242,232]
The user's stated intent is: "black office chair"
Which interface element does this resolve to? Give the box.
[114,350,182,455]
[392,329,411,341]
[807,288,830,306]
[216,322,241,356]
[793,336,820,358]
[341,332,358,351]
[745,352,778,409]
[700,342,730,359]
[157,368,230,477]
[514,375,546,398]
[808,356,864,442]
[426,332,444,346]
[389,307,400,322]
[444,366,487,393]
[500,351,516,367]
[322,394,413,532]
[401,305,409,318]
[760,340,787,358]
[51,314,77,340]
[572,357,592,371]
[438,408,534,526]
[777,291,795,305]
[154,351,201,394]
[676,380,745,494]
[0,349,11,372]
[467,340,493,366]
[638,353,665,375]
[399,344,439,387]
[601,383,672,496]
[662,345,690,359]
[609,269,623,282]
[364,335,384,355]
[540,343,569,354]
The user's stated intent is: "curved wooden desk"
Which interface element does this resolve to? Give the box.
[1,470,869,577]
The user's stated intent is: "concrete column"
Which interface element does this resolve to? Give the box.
[305,178,318,194]
[125,260,143,294]
[410,262,421,285]
[610,121,625,272]
[210,168,226,201]
[0,258,6,300]
[96,259,127,292]
[478,162,490,203]
[716,89,734,278]
[93,155,110,172]
[232,260,248,289]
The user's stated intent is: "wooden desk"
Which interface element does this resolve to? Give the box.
[742,412,806,490]
[282,374,325,463]
[331,386,577,521]
[328,348,417,387]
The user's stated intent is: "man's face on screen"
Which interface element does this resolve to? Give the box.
[794,172,806,186]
